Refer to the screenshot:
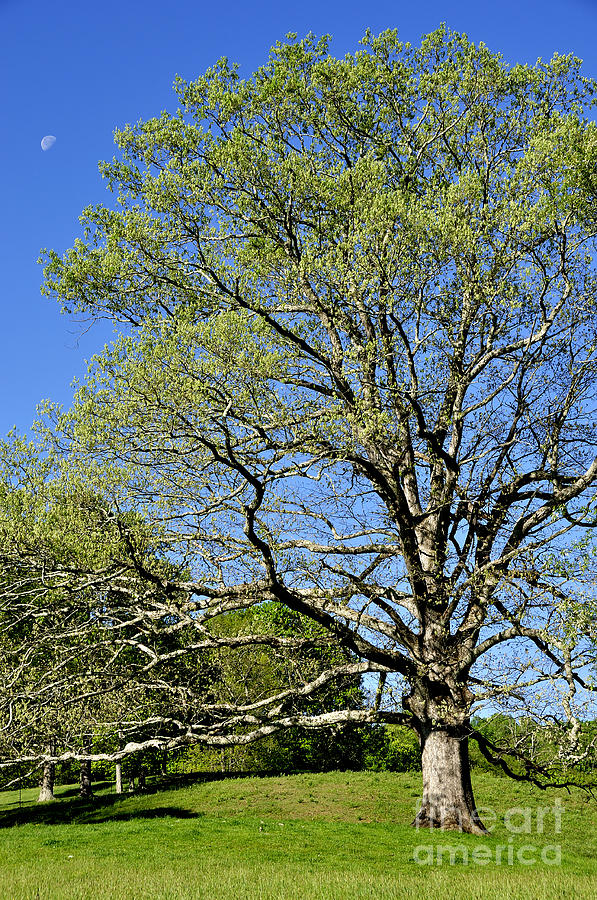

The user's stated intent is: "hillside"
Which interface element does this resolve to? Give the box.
[0,771,596,899]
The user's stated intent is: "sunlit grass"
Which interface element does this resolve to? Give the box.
[1,771,595,898]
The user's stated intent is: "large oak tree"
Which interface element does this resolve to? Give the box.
[6,27,597,833]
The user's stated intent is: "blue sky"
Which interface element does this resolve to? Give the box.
[2,0,597,436]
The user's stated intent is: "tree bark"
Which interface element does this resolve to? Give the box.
[412,724,487,835]
[79,734,93,799]
[38,760,56,803]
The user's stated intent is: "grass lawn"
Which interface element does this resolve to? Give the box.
[0,770,595,899]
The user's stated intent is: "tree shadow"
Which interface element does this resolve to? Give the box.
[55,780,113,800]
[99,807,201,823]
[0,790,200,829]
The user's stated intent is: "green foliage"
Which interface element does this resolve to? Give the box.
[470,715,597,780]
[363,726,421,773]
[185,603,370,773]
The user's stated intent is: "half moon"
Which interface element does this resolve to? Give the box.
[41,135,56,151]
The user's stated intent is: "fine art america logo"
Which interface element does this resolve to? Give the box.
[412,799,563,867]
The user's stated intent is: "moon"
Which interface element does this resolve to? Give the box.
[41,135,56,151]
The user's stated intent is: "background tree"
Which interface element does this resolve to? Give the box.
[0,451,179,786]
[4,27,597,834]
[201,602,368,773]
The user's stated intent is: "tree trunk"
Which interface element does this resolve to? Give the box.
[38,760,56,803]
[115,730,123,793]
[79,759,93,798]
[115,761,123,794]
[79,734,93,799]
[403,647,487,836]
[413,724,487,836]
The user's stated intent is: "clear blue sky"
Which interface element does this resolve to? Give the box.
[2,0,597,436]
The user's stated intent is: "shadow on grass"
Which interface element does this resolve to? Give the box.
[0,789,201,829]
[99,807,201,823]
[54,780,113,800]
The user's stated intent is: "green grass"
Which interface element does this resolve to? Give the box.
[0,771,595,898]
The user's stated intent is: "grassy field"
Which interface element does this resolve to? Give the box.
[0,770,595,899]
